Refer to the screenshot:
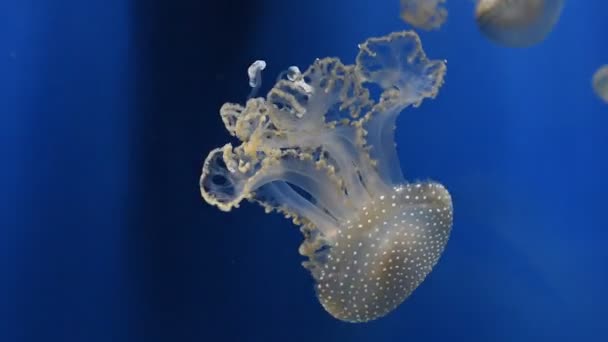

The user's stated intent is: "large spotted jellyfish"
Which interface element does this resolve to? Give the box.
[200,31,453,322]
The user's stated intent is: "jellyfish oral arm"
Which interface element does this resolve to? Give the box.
[247,60,266,98]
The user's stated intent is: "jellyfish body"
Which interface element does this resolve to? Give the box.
[200,31,453,322]
[475,0,564,47]
[593,65,608,104]
[400,0,448,30]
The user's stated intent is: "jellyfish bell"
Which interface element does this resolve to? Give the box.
[400,0,448,30]
[308,182,452,322]
[475,0,565,47]
[592,65,608,104]
[200,31,453,322]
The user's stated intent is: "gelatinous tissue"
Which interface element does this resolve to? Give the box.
[200,31,453,322]
[593,65,608,104]
[400,0,448,30]
[475,0,564,47]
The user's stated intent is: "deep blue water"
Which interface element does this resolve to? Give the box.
[2,0,607,341]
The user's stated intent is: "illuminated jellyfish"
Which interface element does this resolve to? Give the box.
[475,0,565,47]
[400,0,448,30]
[592,65,608,103]
[200,31,453,322]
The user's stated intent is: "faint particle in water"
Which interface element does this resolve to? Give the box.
[593,65,608,103]
[400,0,447,30]
[199,31,453,323]
[475,0,565,47]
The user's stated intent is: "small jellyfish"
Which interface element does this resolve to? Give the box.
[475,0,565,47]
[200,31,453,322]
[400,0,448,30]
[592,65,608,103]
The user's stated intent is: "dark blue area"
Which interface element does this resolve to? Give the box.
[1,0,607,341]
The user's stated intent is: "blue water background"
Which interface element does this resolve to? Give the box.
[2,0,607,341]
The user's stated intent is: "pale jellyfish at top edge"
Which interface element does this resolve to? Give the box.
[200,31,453,323]
[400,0,448,30]
[475,0,565,47]
[593,65,608,104]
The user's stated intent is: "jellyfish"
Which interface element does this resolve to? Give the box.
[475,0,565,47]
[200,31,453,322]
[400,0,448,30]
[592,65,608,104]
